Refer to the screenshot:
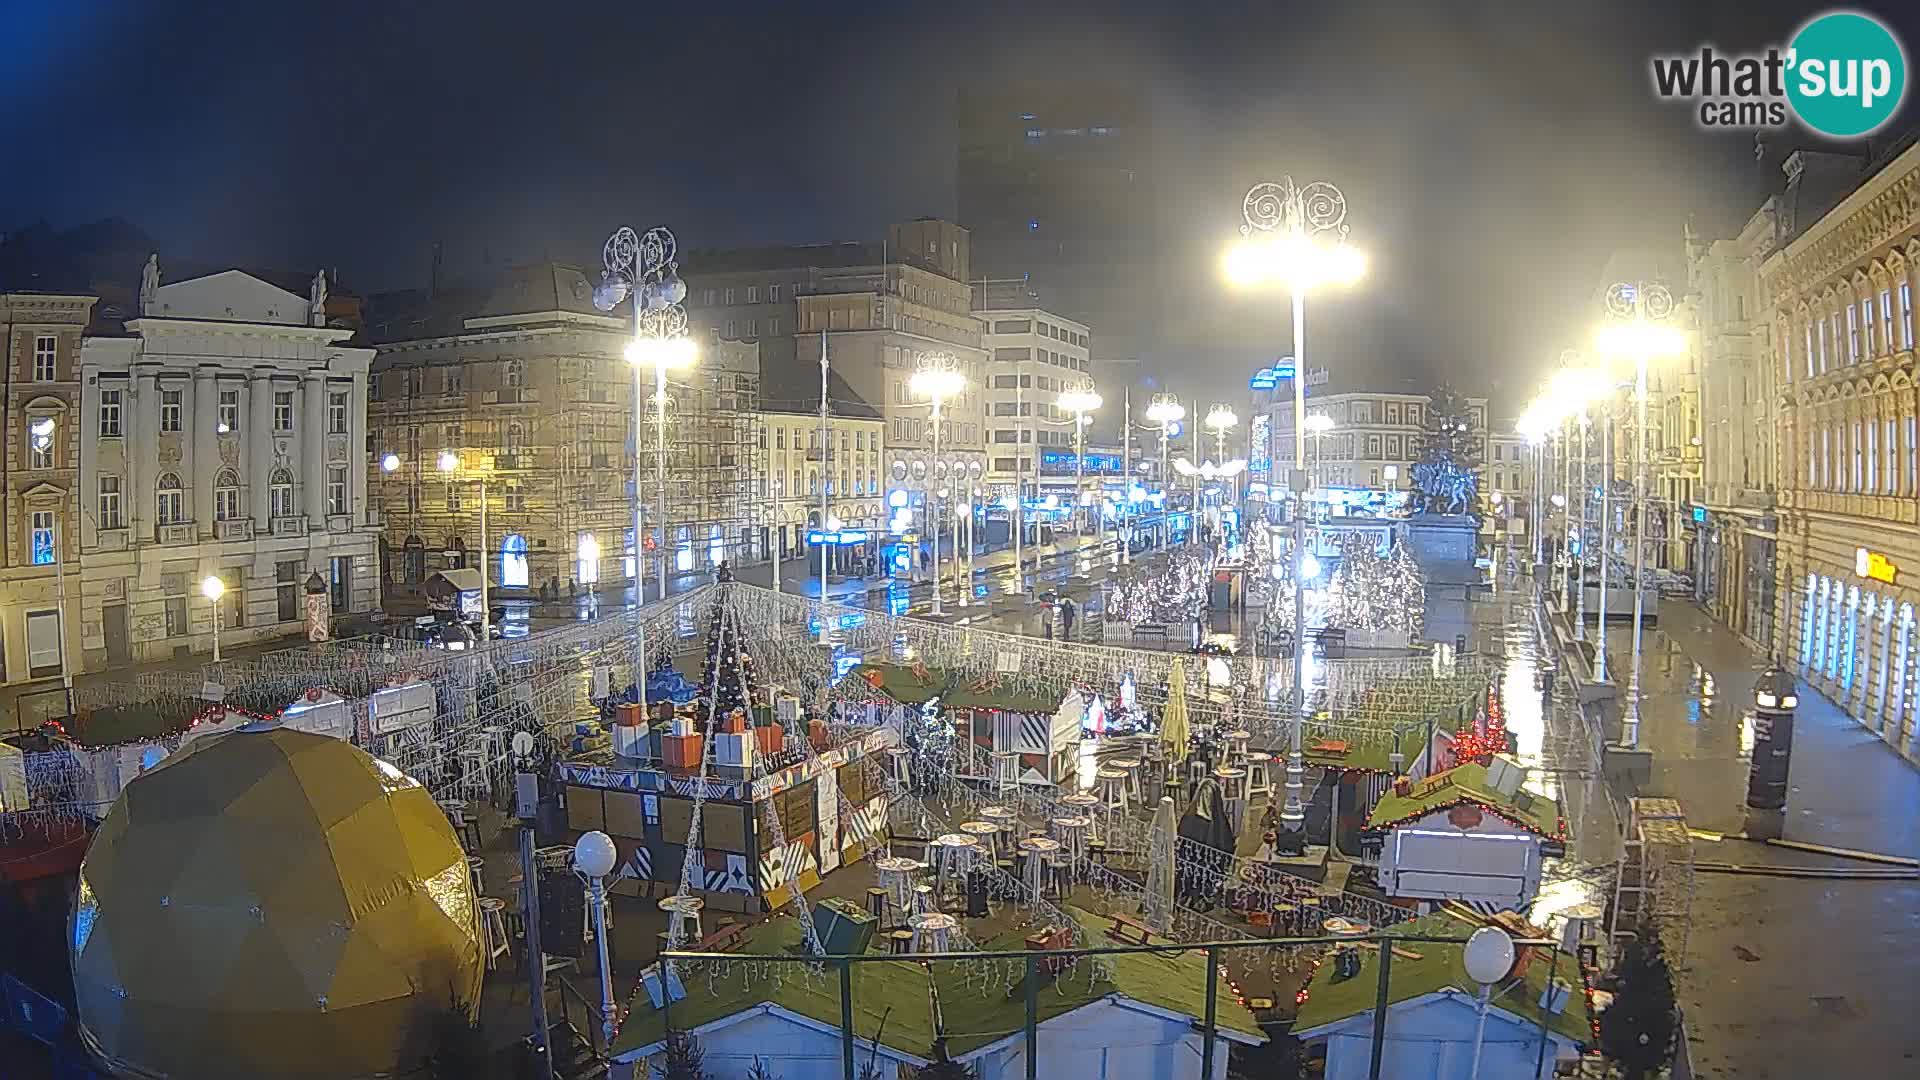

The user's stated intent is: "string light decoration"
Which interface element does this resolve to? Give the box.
[1105,546,1214,627]
[1450,680,1509,765]
[1324,533,1425,636]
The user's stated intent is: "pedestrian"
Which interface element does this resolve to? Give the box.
[1061,597,1077,640]
[568,578,578,601]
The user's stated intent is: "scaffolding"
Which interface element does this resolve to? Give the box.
[638,339,765,573]
[1612,796,1695,974]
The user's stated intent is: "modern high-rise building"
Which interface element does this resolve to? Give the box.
[957,84,1155,378]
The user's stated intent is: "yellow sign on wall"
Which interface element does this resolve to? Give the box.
[1856,547,1898,585]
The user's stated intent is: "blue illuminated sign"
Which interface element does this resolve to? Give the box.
[1274,357,1297,378]
[1691,505,1707,524]
[1039,448,1126,476]
[1250,367,1278,390]
[806,530,869,546]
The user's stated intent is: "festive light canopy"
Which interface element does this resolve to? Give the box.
[70,727,483,1080]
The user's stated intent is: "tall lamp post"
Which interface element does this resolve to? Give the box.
[1058,385,1103,538]
[596,224,693,703]
[1597,282,1685,748]
[572,830,620,1050]
[1225,176,1365,852]
[1143,394,1184,549]
[1302,412,1334,493]
[910,354,965,615]
[437,451,489,632]
[1204,403,1239,535]
[200,575,226,663]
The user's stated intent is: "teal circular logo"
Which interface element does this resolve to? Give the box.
[1786,12,1907,137]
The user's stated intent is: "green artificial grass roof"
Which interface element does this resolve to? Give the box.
[940,680,1063,714]
[1291,913,1591,1045]
[843,663,951,705]
[612,905,1264,1060]
[1365,762,1561,836]
[1302,727,1420,774]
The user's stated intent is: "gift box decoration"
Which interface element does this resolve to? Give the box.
[662,733,704,769]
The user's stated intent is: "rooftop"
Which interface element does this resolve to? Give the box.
[1292,912,1591,1046]
[1366,761,1562,838]
[612,904,1263,1061]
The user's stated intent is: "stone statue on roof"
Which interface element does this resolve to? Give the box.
[139,253,160,315]
[309,269,329,326]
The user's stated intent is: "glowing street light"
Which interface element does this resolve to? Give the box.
[200,575,227,662]
[438,450,488,631]
[910,355,967,615]
[1225,176,1366,852]
[1595,281,1687,748]
[1057,385,1102,539]
[380,453,400,473]
[1143,395,1184,548]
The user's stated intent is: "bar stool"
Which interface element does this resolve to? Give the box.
[439,798,482,853]
[888,928,916,955]
[1095,766,1131,817]
[1018,836,1060,901]
[980,805,1018,858]
[1042,849,1071,899]
[1050,815,1090,869]
[1104,756,1140,802]
[875,856,921,914]
[1245,751,1274,802]
[990,751,1020,796]
[912,883,937,916]
[866,887,891,923]
[961,820,1001,861]
[459,746,491,803]
[466,855,486,898]
[886,746,913,790]
[910,911,958,952]
[930,834,978,905]
[1059,793,1101,843]
[658,894,705,944]
[1213,765,1248,829]
[479,897,510,969]
[1223,729,1252,768]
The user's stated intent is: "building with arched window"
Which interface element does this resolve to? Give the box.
[364,262,767,599]
[1762,143,1920,758]
[75,264,378,668]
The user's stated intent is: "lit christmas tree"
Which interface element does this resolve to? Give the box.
[1452,682,1509,763]
[1325,534,1424,634]
[700,603,755,717]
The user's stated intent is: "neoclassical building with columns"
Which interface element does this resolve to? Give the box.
[76,267,378,667]
[1764,143,1920,764]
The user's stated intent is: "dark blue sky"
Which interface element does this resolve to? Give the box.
[4,0,1914,409]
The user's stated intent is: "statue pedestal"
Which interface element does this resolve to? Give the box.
[1405,514,1479,597]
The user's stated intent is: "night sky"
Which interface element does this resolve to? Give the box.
[5,0,1916,414]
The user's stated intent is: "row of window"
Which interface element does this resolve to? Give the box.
[989,372,1082,392]
[766,470,881,499]
[1794,282,1916,378]
[1801,415,1920,496]
[989,346,1088,372]
[990,428,1075,446]
[704,282,790,307]
[987,318,1089,349]
[764,427,879,452]
[386,360,523,401]
[715,316,782,341]
[96,387,348,437]
[91,467,350,530]
[888,418,977,444]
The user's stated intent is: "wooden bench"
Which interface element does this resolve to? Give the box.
[1106,912,1153,946]
[695,920,752,954]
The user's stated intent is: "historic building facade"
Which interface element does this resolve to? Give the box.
[1764,142,1920,759]
[1690,203,1784,649]
[0,291,95,694]
[366,263,762,596]
[758,374,884,568]
[76,267,379,666]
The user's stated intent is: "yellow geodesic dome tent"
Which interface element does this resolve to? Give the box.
[70,725,484,1080]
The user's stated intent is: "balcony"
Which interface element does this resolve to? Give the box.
[494,454,526,470]
[484,388,539,405]
[215,519,254,541]
[271,515,309,536]
[153,522,195,546]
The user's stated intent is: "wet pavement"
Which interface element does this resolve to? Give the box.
[1587,602,1920,1077]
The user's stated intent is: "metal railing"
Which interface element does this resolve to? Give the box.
[655,931,1573,1080]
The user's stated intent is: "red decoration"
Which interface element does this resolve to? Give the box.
[1447,803,1485,830]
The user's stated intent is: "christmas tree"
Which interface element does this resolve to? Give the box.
[659,1029,709,1080]
[1410,385,1483,518]
[1325,534,1424,634]
[699,603,755,717]
[1598,925,1678,1080]
[1452,681,1509,764]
